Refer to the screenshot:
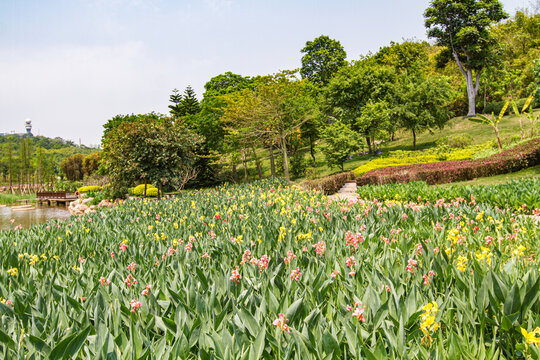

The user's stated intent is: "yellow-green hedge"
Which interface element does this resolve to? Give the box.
[77,185,103,193]
[353,146,483,177]
[131,184,161,197]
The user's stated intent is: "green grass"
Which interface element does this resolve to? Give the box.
[231,109,540,183]
[0,193,35,205]
[437,165,540,187]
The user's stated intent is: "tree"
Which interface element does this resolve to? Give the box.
[101,112,162,145]
[393,75,454,150]
[221,72,318,182]
[324,60,397,153]
[168,88,183,117]
[61,154,85,181]
[300,35,347,86]
[180,85,200,116]
[102,118,202,198]
[424,0,508,115]
[320,122,361,172]
[83,152,101,177]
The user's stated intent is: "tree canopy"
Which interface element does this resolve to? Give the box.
[300,35,347,86]
[424,0,508,115]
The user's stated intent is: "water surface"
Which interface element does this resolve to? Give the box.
[0,205,71,231]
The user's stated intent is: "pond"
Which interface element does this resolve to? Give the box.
[0,205,71,231]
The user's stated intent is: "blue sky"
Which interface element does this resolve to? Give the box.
[0,0,532,146]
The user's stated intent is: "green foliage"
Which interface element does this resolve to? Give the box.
[130,184,160,197]
[300,35,347,86]
[353,145,482,177]
[101,112,162,145]
[320,122,362,171]
[77,185,103,193]
[82,152,101,177]
[324,60,397,151]
[356,178,540,212]
[103,118,203,196]
[435,134,473,149]
[60,154,85,181]
[535,58,540,106]
[170,85,200,118]
[393,74,454,149]
[0,193,34,205]
[0,180,539,358]
[424,0,508,115]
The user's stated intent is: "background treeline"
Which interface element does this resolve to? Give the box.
[0,134,98,193]
[91,6,540,193]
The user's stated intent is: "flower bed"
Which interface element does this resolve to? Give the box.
[357,138,540,186]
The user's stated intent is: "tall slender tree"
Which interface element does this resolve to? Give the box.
[424,0,508,115]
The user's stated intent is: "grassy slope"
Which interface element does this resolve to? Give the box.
[436,165,540,187]
[238,109,540,182]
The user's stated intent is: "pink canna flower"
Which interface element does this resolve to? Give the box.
[290,267,302,281]
[406,258,418,273]
[120,243,128,252]
[272,313,290,333]
[229,267,241,283]
[284,250,296,265]
[312,241,326,256]
[201,252,210,259]
[99,276,111,287]
[352,307,365,322]
[345,256,356,268]
[127,262,137,272]
[130,299,142,313]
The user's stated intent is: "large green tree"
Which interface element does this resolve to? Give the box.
[102,118,202,197]
[300,35,347,86]
[221,72,318,182]
[324,60,396,153]
[424,0,508,115]
[394,75,454,150]
[319,122,361,171]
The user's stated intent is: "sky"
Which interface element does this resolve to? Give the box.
[0,0,533,146]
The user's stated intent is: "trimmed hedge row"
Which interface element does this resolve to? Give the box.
[357,138,540,186]
[301,172,354,194]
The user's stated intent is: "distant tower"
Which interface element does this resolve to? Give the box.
[25,118,33,136]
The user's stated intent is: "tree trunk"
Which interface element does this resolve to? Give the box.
[251,145,263,180]
[269,144,276,177]
[366,137,372,154]
[242,151,248,183]
[466,71,478,116]
[232,164,238,183]
[520,117,524,140]
[452,51,480,116]
[412,128,417,151]
[309,134,316,162]
[494,125,502,150]
[280,137,290,182]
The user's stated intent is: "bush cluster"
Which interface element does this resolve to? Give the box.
[483,97,535,115]
[130,184,161,197]
[353,145,482,177]
[77,185,103,193]
[357,138,540,186]
[300,172,354,194]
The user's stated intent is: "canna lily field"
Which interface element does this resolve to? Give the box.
[1,179,540,359]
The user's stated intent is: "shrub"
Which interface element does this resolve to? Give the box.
[353,145,481,177]
[131,184,161,197]
[483,97,532,115]
[435,134,473,149]
[301,172,354,194]
[77,185,103,193]
[357,138,540,186]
